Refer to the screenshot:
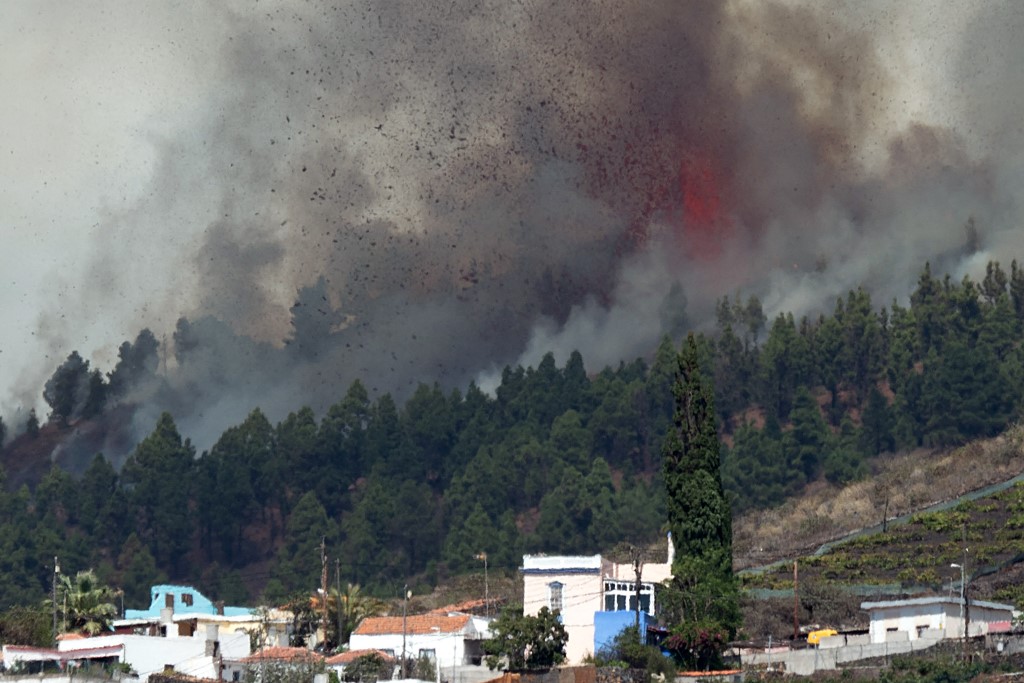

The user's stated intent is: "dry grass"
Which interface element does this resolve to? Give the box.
[732,423,1024,570]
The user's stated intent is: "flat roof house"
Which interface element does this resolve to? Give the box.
[861,597,1016,643]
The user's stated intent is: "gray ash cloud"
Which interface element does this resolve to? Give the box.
[7,1,1024,449]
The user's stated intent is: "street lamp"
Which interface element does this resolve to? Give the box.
[474,553,488,618]
[951,563,965,638]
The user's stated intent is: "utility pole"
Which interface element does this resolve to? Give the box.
[259,607,269,683]
[402,584,410,678]
[628,545,645,630]
[792,560,800,643]
[336,558,343,649]
[320,537,328,650]
[52,556,60,646]
[962,535,970,656]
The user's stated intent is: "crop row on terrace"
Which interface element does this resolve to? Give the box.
[741,481,1024,606]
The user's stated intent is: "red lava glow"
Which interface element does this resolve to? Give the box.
[679,153,731,261]
[573,120,733,262]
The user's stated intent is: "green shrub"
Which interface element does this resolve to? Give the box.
[913,510,969,533]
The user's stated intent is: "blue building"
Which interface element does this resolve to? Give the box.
[594,611,660,656]
[124,584,254,619]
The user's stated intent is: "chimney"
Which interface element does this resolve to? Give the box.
[205,624,220,656]
[666,532,675,568]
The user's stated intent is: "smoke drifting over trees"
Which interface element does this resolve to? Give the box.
[4,1,1024,447]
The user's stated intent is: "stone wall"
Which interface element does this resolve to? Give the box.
[595,667,645,683]
[502,665,643,683]
[149,672,219,683]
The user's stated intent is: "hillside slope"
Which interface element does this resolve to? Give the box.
[733,422,1024,572]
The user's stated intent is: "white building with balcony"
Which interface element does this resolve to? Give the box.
[521,535,674,664]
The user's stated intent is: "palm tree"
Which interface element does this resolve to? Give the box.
[49,570,118,636]
[329,583,385,648]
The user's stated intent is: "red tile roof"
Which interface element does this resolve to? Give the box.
[57,633,87,641]
[325,649,395,665]
[6,644,123,662]
[4,646,60,655]
[678,671,743,678]
[428,599,487,615]
[240,646,325,664]
[353,614,470,636]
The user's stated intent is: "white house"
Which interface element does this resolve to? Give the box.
[2,643,123,673]
[349,613,483,670]
[521,535,674,664]
[55,624,250,681]
[861,597,1016,643]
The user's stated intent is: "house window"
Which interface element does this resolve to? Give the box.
[182,593,194,607]
[602,581,655,615]
[418,649,436,662]
[548,582,563,612]
[232,672,241,682]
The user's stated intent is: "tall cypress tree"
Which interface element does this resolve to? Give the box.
[662,333,739,659]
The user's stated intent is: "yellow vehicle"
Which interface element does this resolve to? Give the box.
[807,628,838,646]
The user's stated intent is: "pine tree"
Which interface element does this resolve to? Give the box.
[785,387,830,481]
[121,413,195,574]
[26,409,40,438]
[661,333,739,650]
[42,351,92,424]
[272,491,338,594]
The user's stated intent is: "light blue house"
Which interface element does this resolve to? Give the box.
[124,584,254,619]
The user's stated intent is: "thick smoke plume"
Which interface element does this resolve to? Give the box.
[3,1,1024,452]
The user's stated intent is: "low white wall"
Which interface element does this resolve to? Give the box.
[818,636,844,649]
[743,637,942,676]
